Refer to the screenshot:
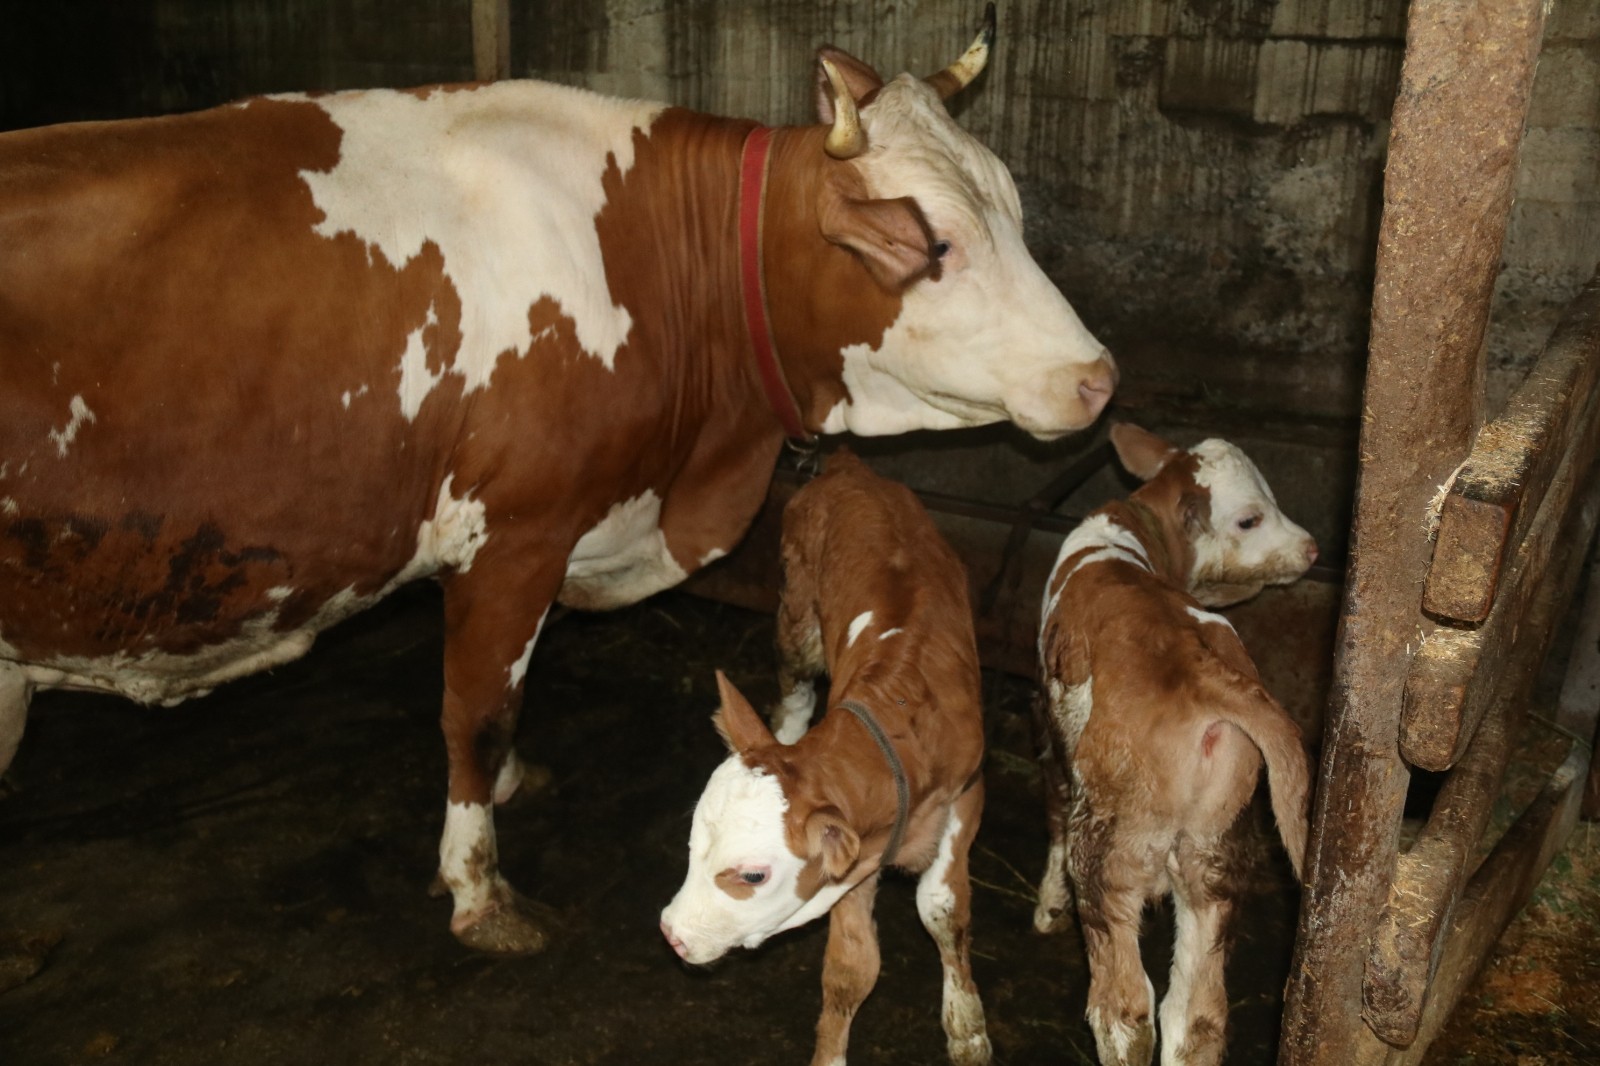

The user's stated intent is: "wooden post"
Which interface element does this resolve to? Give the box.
[1278,1,1549,1063]
[472,0,511,82]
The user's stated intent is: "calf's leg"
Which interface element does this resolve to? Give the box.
[1158,843,1231,1066]
[916,785,992,1066]
[771,553,825,745]
[1073,815,1157,1066]
[811,874,881,1066]
[1031,689,1073,932]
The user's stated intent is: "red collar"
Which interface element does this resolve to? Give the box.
[738,126,813,443]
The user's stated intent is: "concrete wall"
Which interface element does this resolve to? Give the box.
[1,1,1595,420]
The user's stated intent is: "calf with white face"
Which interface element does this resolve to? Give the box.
[661,676,870,964]
[662,448,991,1066]
[1032,423,1316,1066]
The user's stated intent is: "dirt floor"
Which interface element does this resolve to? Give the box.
[0,586,1593,1065]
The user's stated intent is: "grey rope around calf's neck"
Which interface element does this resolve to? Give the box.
[837,699,909,868]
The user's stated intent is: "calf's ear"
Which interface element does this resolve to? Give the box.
[805,807,861,881]
[713,670,775,754]
[1181,490,1212,537]
[1110,422,1180,481]
[818,168,938,291]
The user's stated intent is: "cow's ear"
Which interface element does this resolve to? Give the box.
[1110,422,1180,482]
[804,806,861,881]
[814,46,883,123]
[712,670,774,754]
[818,169,937,291]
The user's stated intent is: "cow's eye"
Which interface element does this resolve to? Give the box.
[932,239,952,260]
[1238,515,1261,531]
[739,868,769,886]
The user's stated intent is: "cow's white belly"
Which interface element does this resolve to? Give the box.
[2,478,481,707]
[4,586,377,706]
[559,490,689,611]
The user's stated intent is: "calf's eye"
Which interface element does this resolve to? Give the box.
[739,869,768,886]
[932,239,952,260]
[1238,515,1261,531]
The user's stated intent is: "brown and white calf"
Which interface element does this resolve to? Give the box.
[661,450,990,1066]
[1033,424,1315,1066]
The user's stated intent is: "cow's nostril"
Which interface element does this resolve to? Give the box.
[1306,543,1319,566]
[1078,378,1112,417]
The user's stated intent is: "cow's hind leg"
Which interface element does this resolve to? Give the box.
[810,873,881,1066]
[1158,841,1232,1066]
[917,783,992,1066]
[435,555,565,955]
[0,663,31,790]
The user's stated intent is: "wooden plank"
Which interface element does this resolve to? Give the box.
[1386,742,1592,1062]
[1367,483,1600,1045]
[472,0,511,82]
[1402,293,1600,770]
[1362,699,1511,1047]
[1423,273,1600,623]
[1278,1,1550,1062]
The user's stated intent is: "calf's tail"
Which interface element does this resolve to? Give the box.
[1203,667,1312,880]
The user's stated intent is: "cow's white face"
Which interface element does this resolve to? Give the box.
[1187,439,1317,606]
[660,757,851,964]
[819,75,1116,441]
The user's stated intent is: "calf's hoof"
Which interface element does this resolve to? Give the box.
[1031,899,1071,934]
[948,1032,992,1066]
[451,888,561,956]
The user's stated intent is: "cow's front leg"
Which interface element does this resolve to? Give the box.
[436,556,563,955]
[917,785,992,1066]
[810,873,881,1066]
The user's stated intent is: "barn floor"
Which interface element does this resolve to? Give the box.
[0,584,1594,1065]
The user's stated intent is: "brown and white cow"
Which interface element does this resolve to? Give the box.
[1033,424,1314,1066]
[660,450,990,1066]
[0,10,1113,954]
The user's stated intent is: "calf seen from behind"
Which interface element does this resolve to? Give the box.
[660,449,990,1065]
[1034,423,1316,1066]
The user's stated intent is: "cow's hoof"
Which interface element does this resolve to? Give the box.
[451,889,560,956]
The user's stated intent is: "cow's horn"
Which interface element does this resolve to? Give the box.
[821,58,866,160]
[926,2,995,100]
